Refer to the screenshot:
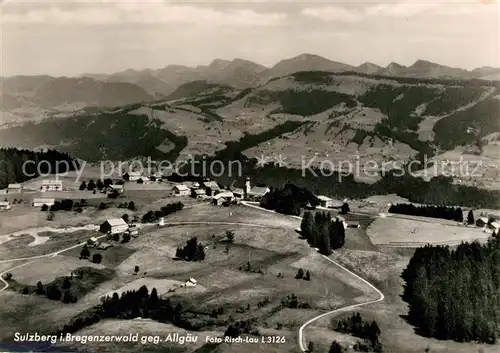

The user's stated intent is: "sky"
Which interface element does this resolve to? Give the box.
[0,0,499,76]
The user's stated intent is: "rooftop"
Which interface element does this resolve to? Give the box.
[42,180,63,185]
[248,186,269,196]
[203,181,220,189]
[106,218,128,227]
[317,195,332,202]
[173,184,189,191]
[33,198,55,203]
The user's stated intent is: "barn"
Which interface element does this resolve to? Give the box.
[99,218,129,235]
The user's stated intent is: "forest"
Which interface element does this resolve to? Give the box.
[388,203,464,222]
[0,148,78,189]
[401,236,500,343]
[259,183,319,215]
[300,211,346,255]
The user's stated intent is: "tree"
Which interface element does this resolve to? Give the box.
[137,178,144,184]
[127,201,136,211]
[96,179,104,190]
[3,272,12,281]
[41,204,49,211]
[87,179,96,191]
[295,268,304,279]
[46,284,62,300]
[79,181,87,190]
[225,230,235,243]
[122,214,129,223]
[301,211,315,241]
[467,210,475,225]
[122,233,131,243]
[62,291,74,303]
[304,270,311,281]
[80,245,90,259]
[340,202,350,215]
[47,211,55,221]
[122,173,130,181]
[329,341,343,353]
[134,266,139,275]
[62,276,72,289]
[307,341,314,352]
[98,202,107,210]
[35,281,44,294]
[92,253,102,264]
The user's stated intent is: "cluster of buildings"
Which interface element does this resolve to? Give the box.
[171,177,270,206]
[475,217,500,233]
[88,218,139,249]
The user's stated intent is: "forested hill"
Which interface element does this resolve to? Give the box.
[0,148,79,189]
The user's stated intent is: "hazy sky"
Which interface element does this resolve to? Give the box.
[0,0,499,76]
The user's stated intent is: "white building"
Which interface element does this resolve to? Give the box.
[41,180,63,192]
[32,198,56,207]
[172,184,190,196]
[128,172,142,182]
[0,201,11,211]
[212,191,234,205]
[7,184,22,193]
[99,218,129,235]
[317,195,333,208]
[108,185,124,193]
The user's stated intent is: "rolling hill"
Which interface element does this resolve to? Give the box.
[1,70,498,182]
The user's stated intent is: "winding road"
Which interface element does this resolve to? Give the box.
[0,201,385,352]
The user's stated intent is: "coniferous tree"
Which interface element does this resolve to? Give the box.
[467,210,475,225]
[295,268,304,279]
[87,179,96,191]
[79,181,87,190]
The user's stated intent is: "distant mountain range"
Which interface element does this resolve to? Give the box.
[1,53,499,111]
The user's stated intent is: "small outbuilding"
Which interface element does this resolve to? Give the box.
[0,201,11,211]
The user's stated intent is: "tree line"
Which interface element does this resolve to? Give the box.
[300,211,346,255]
[260,183,319,216]
[141,201,184,223]
[333,312,383,352]
[0,148,78,189]
[402,235,500,343]
[175,237,206,262]
[388,203,464,222]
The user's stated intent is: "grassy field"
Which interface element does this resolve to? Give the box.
[367,215,490,246]
[8,255,106,285]
[2,200,498,353]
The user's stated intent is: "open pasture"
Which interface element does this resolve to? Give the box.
[367,215,490,246]
[8,255,105,285]
[166,203,301,230]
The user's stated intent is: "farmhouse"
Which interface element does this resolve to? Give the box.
[191,188,206,199]
[99,218,129,235]
[7,184,22,193]
[185,278,197,287]
[487,221,500,233]
[0,201,11,211]
[32,198,55,207]
[202,181,221,196]
[41,179,63,192]
[476,217,489,227]
[212,191,234,206]
[172,184,190,196]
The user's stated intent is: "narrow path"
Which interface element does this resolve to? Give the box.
[1,201,385,353]
[241,201,385,352]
